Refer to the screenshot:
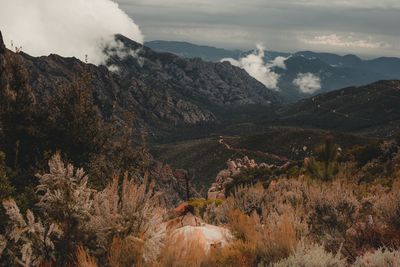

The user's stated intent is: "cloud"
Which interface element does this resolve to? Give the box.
[221,44,281,90]
[293,73,321,94]
[270,56,288,70]
[0,0,144,65]
[302,34,390,49]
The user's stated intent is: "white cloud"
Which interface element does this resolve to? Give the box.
[293,73,321,94]
[302,34,390,49]
[269,56,288,70]
[0,0,144,65]
[221,44,281,90]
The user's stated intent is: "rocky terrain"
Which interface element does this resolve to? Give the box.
[0,31,281,136]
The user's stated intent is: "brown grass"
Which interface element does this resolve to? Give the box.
[76,246,97,267]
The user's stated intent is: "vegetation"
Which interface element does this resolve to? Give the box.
[305,136,339,181]
[2,49,400,266]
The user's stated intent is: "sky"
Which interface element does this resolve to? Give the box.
[116,0,400,58]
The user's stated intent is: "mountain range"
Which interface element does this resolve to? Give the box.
[2,31,400,184]
[146,40,400,101]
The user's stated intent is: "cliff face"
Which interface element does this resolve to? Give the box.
[0,31,281,133]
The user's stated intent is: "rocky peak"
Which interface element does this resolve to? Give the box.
[0,31,5,54]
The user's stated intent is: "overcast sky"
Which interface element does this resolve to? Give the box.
[116,0,400,58]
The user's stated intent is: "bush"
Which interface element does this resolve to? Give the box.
[212,210,297,266]
[375,181,400,231]
[188,198,223,219]
[216,183,268,223]
[1,199,62,266]
[89,174,165,265]
[353,248,400,267]
[307,180,361,253]
[155,233,208,267]
[273,241,346,267]
[305,136,339,181]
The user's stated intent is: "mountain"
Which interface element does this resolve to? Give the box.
[275,55,391,101]
[145,40,290,62]
[145,40,400,101]
[0,32,280,137]
[145,40,243,62]
[295,51,400,78]
[276,80,400,137]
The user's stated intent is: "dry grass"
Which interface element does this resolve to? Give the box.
[154,233,207,267]
[210,209,297,266]
[76,246,97,267]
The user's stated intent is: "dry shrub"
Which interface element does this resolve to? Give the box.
[216,183,268,223]
[154,233,207,267]
[76,246,97,267]
[353,248,400,267]
[89,175,165,264]
[207,240,258,267]
[307,180,361,252]
[211,210,297,266]
[375,180,400,231]
[273,241,346,267]
[107,236,148,267]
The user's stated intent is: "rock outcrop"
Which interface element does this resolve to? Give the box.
[207,156,272,200]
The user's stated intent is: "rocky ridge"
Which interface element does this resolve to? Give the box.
[0,31,281,133]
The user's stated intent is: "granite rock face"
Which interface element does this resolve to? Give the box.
[0,31,280,132]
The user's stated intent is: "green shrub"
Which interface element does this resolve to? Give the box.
[305,136,339,181]
[188,198,223,218]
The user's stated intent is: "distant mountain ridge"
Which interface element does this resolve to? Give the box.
[275,80,400,138]
[146,40,400,101]
[145,40,244,62]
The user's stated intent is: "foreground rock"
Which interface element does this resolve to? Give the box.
[162,204,231,253]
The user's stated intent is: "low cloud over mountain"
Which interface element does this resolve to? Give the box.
[0,0,144,64]
[221,44,287,90]
[293,73,321,94]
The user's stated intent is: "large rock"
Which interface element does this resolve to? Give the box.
[169,224,231,252]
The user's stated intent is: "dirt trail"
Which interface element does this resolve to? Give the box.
[218,136,289,162]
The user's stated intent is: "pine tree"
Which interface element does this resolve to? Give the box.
[305,136,339,181]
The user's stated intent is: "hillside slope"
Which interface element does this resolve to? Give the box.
[276,80,400,137]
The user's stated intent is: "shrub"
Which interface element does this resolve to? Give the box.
[350,144,381,168]
[35,153,94,263]
[188,198,223,219]
[76,246,97,267]
[272,241,346,267]
[305,136,339,181]
[215,210,297,266]
[1,199,62,266]
[216,183,268,223]
[89,174,165,265]
[307,180,361,252]
[375,180,400,231]
[155,233,208,267]
[0,151,14,231]
[353,248,400,267]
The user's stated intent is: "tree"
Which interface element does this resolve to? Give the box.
[305,136,339,181]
